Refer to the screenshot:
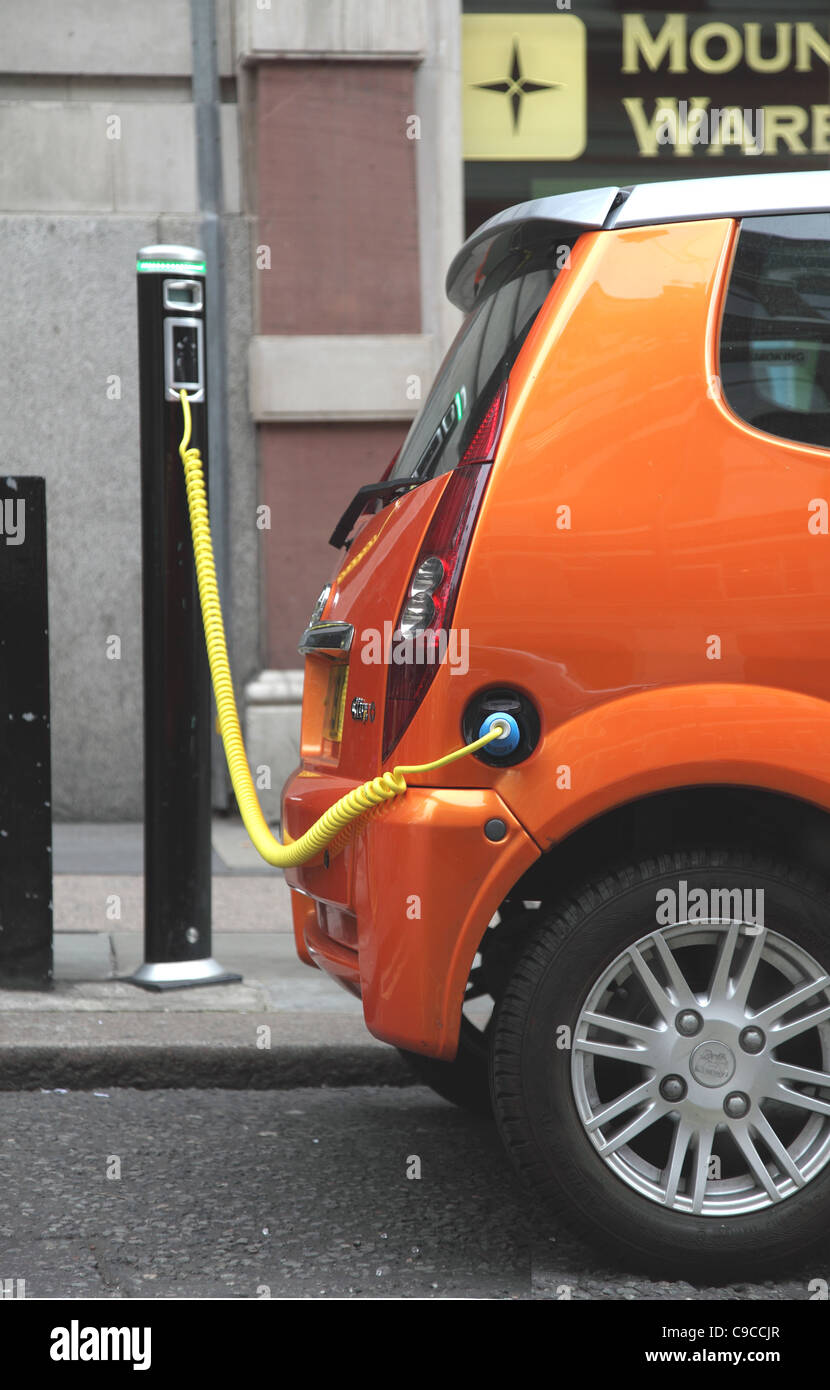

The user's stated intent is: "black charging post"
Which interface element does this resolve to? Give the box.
[133,245,239,989]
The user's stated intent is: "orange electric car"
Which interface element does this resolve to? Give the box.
[282,170,830,1277]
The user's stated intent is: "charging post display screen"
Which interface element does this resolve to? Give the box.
[164,317,204,401]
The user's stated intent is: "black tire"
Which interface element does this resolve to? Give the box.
[399,1017,492,1116]
[491,849,830,1279]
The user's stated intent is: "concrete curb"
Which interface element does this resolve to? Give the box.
[0,1044,415,1091]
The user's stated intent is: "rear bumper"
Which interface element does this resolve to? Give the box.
[282,769,539,1060]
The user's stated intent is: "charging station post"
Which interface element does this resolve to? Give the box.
[133,245,239,990]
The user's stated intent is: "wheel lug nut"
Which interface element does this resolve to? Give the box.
[739,1026,765,1054]
[660,1075,687,1102]
[724,1091,750,1118]
[676,1010,702,1037]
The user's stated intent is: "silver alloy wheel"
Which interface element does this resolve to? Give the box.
[571,919,830,1215]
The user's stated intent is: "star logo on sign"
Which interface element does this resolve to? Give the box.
[473,37,561,133]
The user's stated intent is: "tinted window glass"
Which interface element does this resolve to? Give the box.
[720,213,830,450]
[390,226,575,481]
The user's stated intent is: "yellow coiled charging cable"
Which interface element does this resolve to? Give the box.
[177,390,508,867]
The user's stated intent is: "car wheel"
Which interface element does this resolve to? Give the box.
[491,850,830,1279]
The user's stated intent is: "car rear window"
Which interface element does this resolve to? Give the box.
[719,213,830,450]
[390,225,577,481]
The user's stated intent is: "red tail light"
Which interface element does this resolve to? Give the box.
[459,380,507,465]
[381,383,508,760]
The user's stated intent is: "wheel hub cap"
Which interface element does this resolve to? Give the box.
[690,1040,735,1088]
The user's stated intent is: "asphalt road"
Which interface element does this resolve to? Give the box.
[1,1087,825,1301]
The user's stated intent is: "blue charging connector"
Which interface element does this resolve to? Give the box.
[478,711,521,756]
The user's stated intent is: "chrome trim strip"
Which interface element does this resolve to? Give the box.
[297,621,354,656]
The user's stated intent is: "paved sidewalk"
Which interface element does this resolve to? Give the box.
[0,820,410,1091]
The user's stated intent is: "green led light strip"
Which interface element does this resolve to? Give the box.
[137,260,206,274]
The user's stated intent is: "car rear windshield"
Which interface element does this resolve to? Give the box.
[390,224,577,481]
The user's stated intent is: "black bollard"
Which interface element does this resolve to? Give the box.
[0,477,53,989]
[133,245,239,989]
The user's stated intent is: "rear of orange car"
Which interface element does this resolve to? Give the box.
[281,184,738,1062]
[281,173,830,1065]
[278,202,609,1058]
